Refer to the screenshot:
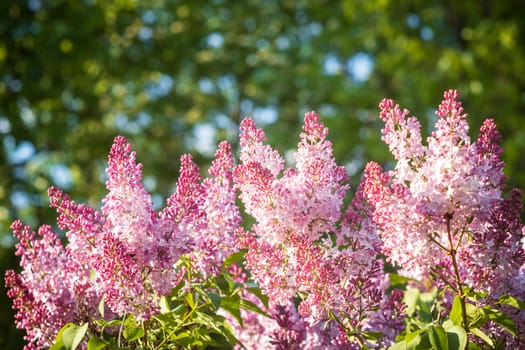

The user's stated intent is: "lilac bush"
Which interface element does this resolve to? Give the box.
[5,90,525,349]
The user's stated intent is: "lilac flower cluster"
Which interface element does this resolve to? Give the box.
[5,222,92,350]
[5,137,240,349]
[233,112,404,347]
[363,90,525,343]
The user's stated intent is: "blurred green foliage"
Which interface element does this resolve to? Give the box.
[1,0,524,348]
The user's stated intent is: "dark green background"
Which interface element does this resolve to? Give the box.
[2,1,524,348]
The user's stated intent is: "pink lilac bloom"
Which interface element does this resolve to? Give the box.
[7,135,242,348]
[4,221,90,350]
[234,112,404,347]
[93,135,189,318]
[164,141,241,278]
[70,136,238,317]
[47,186,105,318]
[48,186,104,273]
[363,90,525,344]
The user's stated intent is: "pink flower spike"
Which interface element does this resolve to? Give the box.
[474,118,505,188]
[191,140,242,277]
[435,89,463,119]
[208,141,234,181]
[302,111,328,143]
[431,89,469,145]
[162,154,204,227]
[239,117,285,177]
[102,136,156,248]
[48,186,104,266]
[240,117,267,145]
[378,98,424,163]
[100,136,173,317]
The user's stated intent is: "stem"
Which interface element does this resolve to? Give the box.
[117,314,126,347]
[445,213,468,330]
[427,232,449,253]
[142,320,147,347]
[429,266,457,292]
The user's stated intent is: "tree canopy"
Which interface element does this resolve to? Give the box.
[1,0,524,348]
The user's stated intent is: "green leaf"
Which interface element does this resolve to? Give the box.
[206,291,222,310]
[208,324,240,348]
[465,302,485,328]
[171,331,193,346]
[173,303,188,317]
[444,325,467,350]
[389,329,430,350]
[192,311,231,341]
[497,294,525,310]
[87,336,108,350]
[104,319,123,327]
[222,322,242,347]
[122,326,144,341]
[98,296,105,318]
[403,288,420,316]
[361,331,383,342]
[224,273,241,293]
[185,292,195,309]
[122,314,135,327]
[469,327,494,347]
[170,279,185,298]
[449,296,463,326]
[152,313,174,327]
[221,295,243,327]
[404,331,425,350]
[50,323,76,350]
[442,320,453,328]
[484,307,517,336]
[239,298,270,318]
[49,341,65,350]
[193,327,212,343]
[215,275,233,294]
[467,342,482,350]
[402,287,437,323]
[428,326,448,350]
[159,295,171,314]
[389,273,411,289]
[62,323,88,350]
[388,340,406,350]
[221,250,246,272]
[246,286,270,309]
[463,288,487,302]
